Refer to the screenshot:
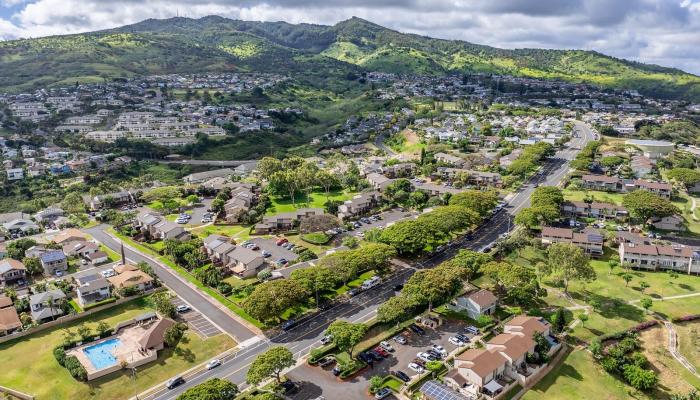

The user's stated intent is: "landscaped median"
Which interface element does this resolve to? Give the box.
[107,228,265,329]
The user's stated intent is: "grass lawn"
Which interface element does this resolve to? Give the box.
[562,189,625,205]
[522,347,651,400]
[190,224,251,240]
[300,232,331,245]
[266,190,355,215]
[99,244,120,263]
[334,270,376,296]
[672,191,700,235]
[0,296,235,400]
[649,295,700,320]
[638,325,700,397]
[382,375,404,392]
[675,321,700,373]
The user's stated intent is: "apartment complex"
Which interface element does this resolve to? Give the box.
[540,227,604,256]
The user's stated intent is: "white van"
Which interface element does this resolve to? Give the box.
[361,276,381,290]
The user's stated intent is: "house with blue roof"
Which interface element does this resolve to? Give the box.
[40,250,68,276]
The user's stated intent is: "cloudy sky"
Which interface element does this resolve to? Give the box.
[1,0,700,74]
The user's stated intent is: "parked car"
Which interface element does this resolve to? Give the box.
[347,288,361,297]
[432,344,447,357]
[455,333,470,342]
[320,334,333,345]
[427,349,442,359]
[375,388,391,399]
[280,380,298,394]
[206,359,221,370]
[408,363,424,373]
[167,376,185,389]
[318,356,335,368]
[332,365,342,376]
[176,304,191,313]
[101,269,116,278]
[276,238,288,246]
[261,250,272,258]
[393,335,407,345]
[368,350,384,361]
[380,341,394,352]
[276,258,289,266]
[464,326,480,335]
[358,352,374,364]
[448,336,465,346]
[393,284,403,292]
[392,370,410,382]
[374,346,389,357]
[409,324,425,335]
[417,352,434,362]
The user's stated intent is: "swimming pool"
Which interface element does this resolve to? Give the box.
[82,338,121,370]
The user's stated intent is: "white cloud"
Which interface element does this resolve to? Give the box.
[0,0,698,74]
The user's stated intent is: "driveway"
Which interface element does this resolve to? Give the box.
[247,237,299,265]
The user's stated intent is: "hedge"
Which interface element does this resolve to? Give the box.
[671,314,700,323]
[598,320,659,342]
[84,297,118,311]
[64,355,88,381]
[308,343,337,365]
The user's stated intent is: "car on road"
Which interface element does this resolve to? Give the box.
[81,259,88,265]
[166,376,185,389]
[320,334,333,345]
[392,370,410,382]
[206,359,221,370]
[448,336,466,346]
[101,269,116,278]
[380,341,394,352]
[176,304,191,313]
[375,388,392,399]
[281,319,297,331]
[348,288,361,297]
[393,335,407,345]
[408,362,424,373]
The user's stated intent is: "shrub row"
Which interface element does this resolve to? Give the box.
[84,297,117,311]
[671,314,700,323]
[598,320,658,342]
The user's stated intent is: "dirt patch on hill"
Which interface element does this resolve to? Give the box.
[638,325,696,397]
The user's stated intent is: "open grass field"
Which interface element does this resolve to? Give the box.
[189,224,252,240]
[675,321,700,373]
[648,295,700,320]
[266,190,355,215]
[522,347,652,400]
[638,325,700,397]
[0,296,235,400]
[562,188,625,205]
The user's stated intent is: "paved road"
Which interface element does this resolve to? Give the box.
[146,159,257,167]
[137,122,595,399]
[85,225,259,342]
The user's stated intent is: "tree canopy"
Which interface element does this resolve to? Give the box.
[544,243,596,294]
[622,190,679,224]
[246,346,295,385]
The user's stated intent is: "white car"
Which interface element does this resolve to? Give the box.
[320,334,333,345]
[448,337,465,346]
[176,305,191,313]
[379,341,394,352]
[408,362,424,373]
[432,344,447,356]
[101,269,116,278]
[206,359,221,370]
[393,335,407,345]
[417,352,433,362]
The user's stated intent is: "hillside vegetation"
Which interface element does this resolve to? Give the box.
[0,16,699,100]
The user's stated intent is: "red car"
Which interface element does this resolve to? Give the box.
[374,347,389,357]
[276,238,288,246]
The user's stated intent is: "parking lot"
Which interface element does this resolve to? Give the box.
[170,296,222,338]
[286,320,475,399]
[247,237,299,266]
[348,209,418,237]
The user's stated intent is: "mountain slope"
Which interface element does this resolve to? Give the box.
[0,16,699,100]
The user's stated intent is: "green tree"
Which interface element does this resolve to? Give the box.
[481,261,543,306]
[622,273,633,287]
[578,313,588,327]
[449,190,499,216]
[6,238,37,260]
[403,268,460,312]
[257,157,283,180]
[290,266,338,306]
[623,190,679,225]
[667,168,700,189]
[640,297,653,313]
[326,320,368,358]
[96,321,111,337]
[152,292,176,318]
[377,295,417,325]
[164,323,188,347]
[639,281,650,294]
[544,243,596,294]
[551,307,567,333]
[622,364,657,390]
[177,378,239,400]
[379,220,429,255]
[369,376,383,392]
[441,250,492,280]
[76,324,92,341]
[22,256,43,275]
[243,279,310,323]
[246,346,295,385]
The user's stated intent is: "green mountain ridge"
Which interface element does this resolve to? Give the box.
[0,15,699,100]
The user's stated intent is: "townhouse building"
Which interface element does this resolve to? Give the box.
[338,192,381,220]
[540,227,604,256]
[619,243,700,274]
[560,201,628,220]
[254,208,324,234]
[581,175,672,198]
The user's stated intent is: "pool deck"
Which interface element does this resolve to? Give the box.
[67,323,158,380]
